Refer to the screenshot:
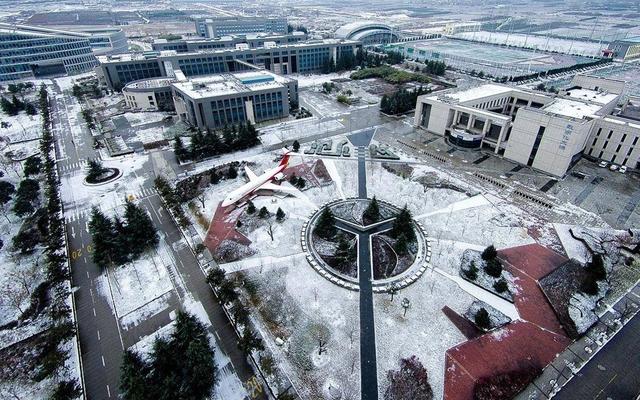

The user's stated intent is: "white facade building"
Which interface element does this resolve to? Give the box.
[415,75,640,176]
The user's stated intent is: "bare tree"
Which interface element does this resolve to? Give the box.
[310,323,330,355]
[266,220,276,241]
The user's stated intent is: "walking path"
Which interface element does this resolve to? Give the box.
[347,128,380,399]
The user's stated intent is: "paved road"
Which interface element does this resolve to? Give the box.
[139,195,265,399]
[53,83,260,399]
[553,312,640,400]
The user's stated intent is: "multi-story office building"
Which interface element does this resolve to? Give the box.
[414,75,640,176]
[97,39,360,90]
[152,32,307,53]
[195,17,287,38]
[0,23,99,81]
[172,69,297,130]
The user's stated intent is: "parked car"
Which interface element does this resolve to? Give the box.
[619,165,627,174]
[610,164,619,171]
[598,161,608,168]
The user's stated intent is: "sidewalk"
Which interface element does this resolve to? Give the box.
[515,282,640,399]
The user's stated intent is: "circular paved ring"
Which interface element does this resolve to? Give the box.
[302,197,431,292]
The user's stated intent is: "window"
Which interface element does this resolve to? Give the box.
[603,141,609,149]
[621,134,627,143]
[607,130,613,139]
[527,126,546,167]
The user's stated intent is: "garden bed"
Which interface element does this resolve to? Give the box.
[459,249,515,302]
[84,167,120,184]
[372,233,416,280]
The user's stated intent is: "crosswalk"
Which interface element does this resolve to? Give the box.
[64,187,158,223]
[59,160,87,173]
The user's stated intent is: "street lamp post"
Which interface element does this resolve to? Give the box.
[401,297,410,317]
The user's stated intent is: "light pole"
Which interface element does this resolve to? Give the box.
[401,297,410,317]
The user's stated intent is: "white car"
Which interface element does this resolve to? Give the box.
[609,164,619,171]
[598,161,608,168]
[619,166,627,174]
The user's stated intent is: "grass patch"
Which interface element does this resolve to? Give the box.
[350,66,431,84]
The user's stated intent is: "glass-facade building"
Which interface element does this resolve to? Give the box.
[0,23,98,81]
[195,17,287,38]
[97,39,361,90]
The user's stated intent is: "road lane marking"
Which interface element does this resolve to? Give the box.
[97,330,100,341]
[215,330,221,341]
[106,385,111,398]
[86,271,90,278]
[101,355,105,367]
[93,308,96,317]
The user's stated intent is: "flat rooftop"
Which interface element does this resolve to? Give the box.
[438,84,526,104]
[172,70,292,99]
[543,99,602,119]
[564,88,618,106]
[99,38,357,63]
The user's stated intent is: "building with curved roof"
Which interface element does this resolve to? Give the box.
[334,21,399,46]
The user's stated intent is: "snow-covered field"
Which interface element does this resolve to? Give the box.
[289,72,353,89]
[452,31,607,57]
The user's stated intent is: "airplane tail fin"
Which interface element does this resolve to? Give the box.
[279,148,291,167]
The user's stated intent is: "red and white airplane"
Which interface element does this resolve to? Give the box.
[221,149,298,207]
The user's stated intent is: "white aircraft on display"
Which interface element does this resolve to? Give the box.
[221,149,298,207]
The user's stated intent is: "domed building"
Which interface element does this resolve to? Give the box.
[334,21,399,46]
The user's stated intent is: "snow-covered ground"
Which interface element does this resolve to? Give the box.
[452,31,607,57]
[0,111,42,143]
[260,117,343,147]
[289,72,353,89]
[122,111,170,127]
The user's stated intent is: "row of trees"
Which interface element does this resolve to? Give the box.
[119,311,217,400]
[205,267,265,355]
[380,86,430,115]
[36,84,83,397]
[174,122,260,163]
[1,95,37,116]
[155,175,190,228]
[322,51,358,74]
[88,202,159,268]
[423,60,446,76]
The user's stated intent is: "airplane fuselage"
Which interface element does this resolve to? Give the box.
[222,164,286,207]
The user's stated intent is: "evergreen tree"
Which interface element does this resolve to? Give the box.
[13,178,39,216]
[232,300,250,326]
[122,200,158,258]
[119,350,149,400]
[390,205,415,242]
[0,96,17,115]
[394,233,409,255]
[206,266,226,288]
[0,180,15,204]
[463,260,478,281]
[50,380,83,400]
[23,155,42,176]
[493,278,508,293]
[258,206,269,218]
[227,165,238,179]
[363,196,380,223]
[292,140,300,152]
[246,200,256,214]
[173,135,189,162]
[86,159,107,181]
[209,169,220,185]
[315,207,336,239]
[484,258,502,278]
[11,94,24,111]
[25,102,37,116]
[217,279,238,304]
[481,245,497,261]
[474,308,491,330]
[295,177,306,189]
[238,328,264,355]
[88,207,119,268]
[276,207,285,221]
[222,125,235,150]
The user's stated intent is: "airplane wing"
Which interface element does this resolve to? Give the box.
[244,166,258,181]
[258,182,300,196]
